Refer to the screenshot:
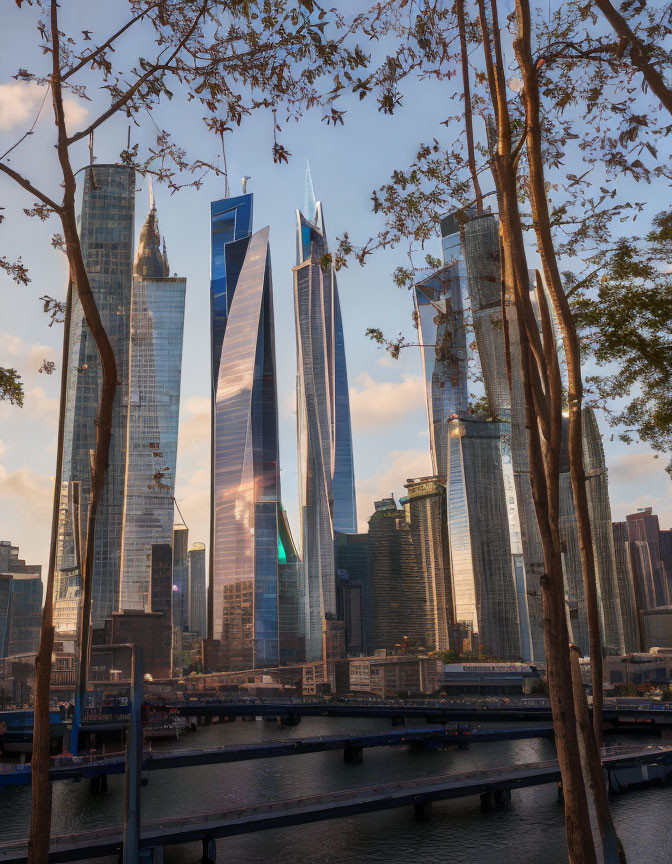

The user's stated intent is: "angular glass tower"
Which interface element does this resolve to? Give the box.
[119,197,186,612]
[210,193,281,670]
[294,166,357,661]
[54,165,135,633]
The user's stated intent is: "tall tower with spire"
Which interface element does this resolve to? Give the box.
[119,188,186,612]
[294,164,357,661]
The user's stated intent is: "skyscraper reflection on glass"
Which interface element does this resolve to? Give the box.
[294,167,357,661]
[210,192,281,670]
[54,165,135,633]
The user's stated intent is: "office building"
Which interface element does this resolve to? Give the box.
[611,522,642,652]
[401,477,452,652]
[625,508,670,607]
[336,531,370,657]
[188,542,207,637]
[0,543,43,658]
[119,193,186,611]
[294,166,357,660]
[210,191,281,670]
[367,498,428,653]
[172,524,189,635]
[54,164,135,632]
[278,508,304,665]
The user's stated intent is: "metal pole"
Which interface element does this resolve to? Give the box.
[124,645,143,864]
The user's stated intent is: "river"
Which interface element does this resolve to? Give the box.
[1,716,670,862]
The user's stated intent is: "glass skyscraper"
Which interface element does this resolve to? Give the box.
[416,214,521,659]
[119,197,186,612]
[188,542,207,637]
[0,541,43,658]
[54,164,135,633]
[210,192,281,670]
[294,166,357,661]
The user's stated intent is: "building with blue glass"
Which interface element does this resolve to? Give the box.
[209,192,284,670]
[294,166,357,661]
[0,541,43,658]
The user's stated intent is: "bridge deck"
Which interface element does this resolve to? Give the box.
[0,725,555,787]
[1,745,670,863]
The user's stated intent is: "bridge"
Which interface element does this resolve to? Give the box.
[1,744,671,863]
[0,724,556,788]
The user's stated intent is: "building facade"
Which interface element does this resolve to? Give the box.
[119,197,186,612]
[294,167,357,661]
[188,542,207,637]
[54,164,135,632]
[210,191,282,671]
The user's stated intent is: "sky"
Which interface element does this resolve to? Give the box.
[0,2,670,580]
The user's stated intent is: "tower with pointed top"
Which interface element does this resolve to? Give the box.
[294,165,357,661]
[119,193,186,612]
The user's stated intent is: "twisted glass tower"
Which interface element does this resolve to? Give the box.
[209,193,281,670]
[294,166,357,661]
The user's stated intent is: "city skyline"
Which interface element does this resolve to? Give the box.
[1,163,671,585]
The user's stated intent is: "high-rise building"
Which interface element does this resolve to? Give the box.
[0,542,43,658]
[54,164,135,633]
[294,166,357,661]
[278,508,304,665]
[188,542,207,637]
[401,478,452,653]
[611,522,642,652]
[336,531,370,657]
[625,508,670,607]
[367,498,428,653]
[150,542,174,674]
[119,194,186,612]
[209,191,281,671]
[172,524,189,634]
[415,215,521,660]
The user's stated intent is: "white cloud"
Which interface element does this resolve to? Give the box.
[349,371,426,430]
[0,439,6,457]
[0,81,87,133]
[0,463,53,516]
[355,447,433,529]
[24,386,58,424]
[608,450,666,485]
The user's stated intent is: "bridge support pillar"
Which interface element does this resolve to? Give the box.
[278,714,301,727]
[201,837,217,863]
[481,789,511,810]
[413,801,432,821]
[90,773,108,793]
[343,744,363,764]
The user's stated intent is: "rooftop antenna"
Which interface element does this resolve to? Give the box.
[242,175,251,194]
[305,160,317,224]
[88,131,95,165]
[148,174,155,212]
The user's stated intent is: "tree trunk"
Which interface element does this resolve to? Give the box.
[570,646,627,863]
[29,9,121,862]
[513,0,604,748]
[477,3,598,859]
[27,281,72,864]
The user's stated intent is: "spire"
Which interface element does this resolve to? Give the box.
[304,160,317,225]
[134,186,168,279]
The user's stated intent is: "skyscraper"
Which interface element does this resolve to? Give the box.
[0,541,43,658]
[415,214,521,659]
[172,523,189,634]
[54,164,135,633]
[119,194,186,612]
[188,542,207,637]
[210,191,281,670]
[294,166,357,660]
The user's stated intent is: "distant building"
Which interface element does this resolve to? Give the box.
[336,531,370,657]
[625,508,670,607]
[0,541,43,658]
[367,498,428,653]
[172,524,189,628]
[611,522,642,652]
[401,478,452,652]
[278,508,304,666]
[641,607,672,651]
[188,542,207,637]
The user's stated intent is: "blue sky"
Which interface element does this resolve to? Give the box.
[1,2,670,577]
